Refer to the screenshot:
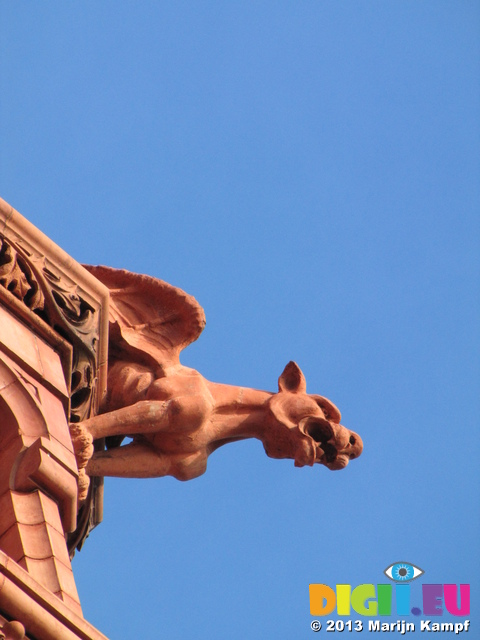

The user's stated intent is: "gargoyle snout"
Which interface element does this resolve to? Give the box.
[299,417,363,470]
[327,427,363,470]
[344,431,363,460]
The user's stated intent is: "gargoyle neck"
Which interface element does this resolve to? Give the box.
[206,381,274,440]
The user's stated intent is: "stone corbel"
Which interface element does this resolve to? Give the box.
[12,438,78,535]
[0,197,109,552]
[0,197,110,627]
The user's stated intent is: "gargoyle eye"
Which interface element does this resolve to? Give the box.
[384,562,424,582]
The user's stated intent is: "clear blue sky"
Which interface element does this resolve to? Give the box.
[1,3,479,638]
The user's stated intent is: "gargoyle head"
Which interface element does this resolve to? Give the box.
[264,361,362,470]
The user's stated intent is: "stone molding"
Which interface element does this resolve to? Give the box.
[0,197,109,548]
[0,550,108,640]
[0,198,111,637]
[0,197,109,422]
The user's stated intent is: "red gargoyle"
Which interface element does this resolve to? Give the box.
[71,266,362,502]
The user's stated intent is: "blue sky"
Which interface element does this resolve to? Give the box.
[1,3,479,638]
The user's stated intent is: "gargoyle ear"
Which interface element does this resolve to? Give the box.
[278,361,307,393]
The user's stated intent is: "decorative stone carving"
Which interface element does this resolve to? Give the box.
[0,233,102,427]
[0,238,44,313]
[0,197,109,580]
[0,620,25,640]
[73,267,362,484]
[0,197,362,640]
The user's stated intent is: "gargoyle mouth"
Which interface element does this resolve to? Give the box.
[322,432,363,470]
[299,417,334,445]
[298,417,336,467]
[298,417,361,470]
[322,448,349,470]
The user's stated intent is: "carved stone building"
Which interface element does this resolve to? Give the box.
[0,196,362,639]
[0,197,109,640]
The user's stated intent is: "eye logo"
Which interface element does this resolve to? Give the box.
[384,561,424,582]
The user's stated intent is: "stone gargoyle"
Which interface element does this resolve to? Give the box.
[71,266,362,501]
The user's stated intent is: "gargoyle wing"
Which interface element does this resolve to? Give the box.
[83,265,206,372]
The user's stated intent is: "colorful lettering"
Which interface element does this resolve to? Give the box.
[444,584,470,616]
[309,584,336,616]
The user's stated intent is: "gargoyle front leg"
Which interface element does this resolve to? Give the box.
[80,400,171,440]
[70,400,171,501]
[71,396,210,497]
[86,441,172,478]
[86,443,208,481]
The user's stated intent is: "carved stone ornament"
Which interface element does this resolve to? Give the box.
[0,197,362,640]
[0,198,362,558]
[0,230,104,425]
[0,198,109,556]
[0,620,25,640]
[72,266,362,486]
